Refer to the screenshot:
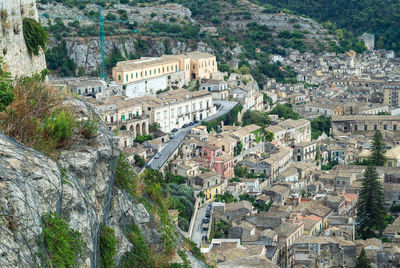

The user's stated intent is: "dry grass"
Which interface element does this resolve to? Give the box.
[0,76,72,155]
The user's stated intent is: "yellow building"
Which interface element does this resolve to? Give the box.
[192,171,224,201]
[186,51,217,80]
[112,51,217,84]
[112,55,188,84]
[359,145,400,167]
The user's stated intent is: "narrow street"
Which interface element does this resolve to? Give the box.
[192,204,208,248]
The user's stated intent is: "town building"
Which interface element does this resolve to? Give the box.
[112,51,218,98]
[136,89,215,133]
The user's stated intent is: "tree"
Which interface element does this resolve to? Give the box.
[134,154,145,168]
[356,248,371,268]
[265,131,274,142]
[371,130,386,166]
[356,166,386,239]
[149,122,160,132]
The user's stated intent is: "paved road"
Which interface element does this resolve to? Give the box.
[144,100,238,171]
[192,204,208,247]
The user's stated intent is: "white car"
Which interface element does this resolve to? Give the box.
[154,152,161,159]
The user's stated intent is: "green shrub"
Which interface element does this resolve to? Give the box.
[0,58,14,112]
[114,153,137,197]
[23,18,49,56]
[119,224,153,268]
[134,154,145,167]
[77,115,99,139]
[40,212,86,267]
[38,109,75,145]
[99,224,117,268]
[134,134,152,143]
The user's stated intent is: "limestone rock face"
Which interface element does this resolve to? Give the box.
[0,99,207,267]
[55,36,201,75]
[0,0,47,77]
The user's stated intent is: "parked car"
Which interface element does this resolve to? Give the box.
[202,235,208,241]
[171,128,178,132]
[182,124,189,128]
[189,122,195,126]
[205,210,211,218]
[202,218,210,224]
[169,134,175,139]
[202,223,209,232]
[154,152,161,159]
[145,163,150,168]
[194,120,199,124]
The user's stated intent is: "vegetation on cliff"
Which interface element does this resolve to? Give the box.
[263,0,400,52]
[114,154,205,267]
[23,18,49,56]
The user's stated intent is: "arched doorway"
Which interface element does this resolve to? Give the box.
[135,123,141,137]
[129,125,134,132]
[142,122,147,135]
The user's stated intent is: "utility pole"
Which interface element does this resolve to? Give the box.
[99,6,107,81]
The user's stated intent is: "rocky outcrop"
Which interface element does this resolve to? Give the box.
[0,0,46,77]
[0,99,205,267]
[52,36,202,75]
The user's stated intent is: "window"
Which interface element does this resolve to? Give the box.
[364,125,368,130]
[167,66,169,72]
[118,75,121,81]
[121,115,125,121]
[384,124,387,130]
[162,67,164,73]
[216,188,218,194]
[141,72,143,77]
[193,65,195,70]
[158,68,160,73]
[131,73,133,79]
[374,125,377,130]
[207,181,210,188]
[126,75,128,82]
[354,125,357,131]
[136,111,139,117]
[136,72,138,78]
[98,87,101,93]
[85,88,88,94]
[216,179,218,185]
[394,125,397,130]
[175,65,178,71]
[149,70,151,75]
[78,89,81,95]
[129,113,132,119]
[145,71,147,76]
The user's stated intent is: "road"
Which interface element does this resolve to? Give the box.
[192,204,208,247]
[145,100,238,171]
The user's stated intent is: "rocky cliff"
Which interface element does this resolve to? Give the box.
[0,0,46,77]
[0,99,205,267]
[53,36,208,75]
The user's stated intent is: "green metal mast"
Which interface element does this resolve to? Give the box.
[99,7,107,81]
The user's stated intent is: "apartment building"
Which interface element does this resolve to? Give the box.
[293,141,317,162]
[384,82,400,108]
[112,51,218,98]
[266,119,311,147]
[136,89,216,133]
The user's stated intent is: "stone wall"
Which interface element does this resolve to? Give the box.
[0,0,47,77]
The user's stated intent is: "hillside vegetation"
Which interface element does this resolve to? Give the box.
[262,0,400,52]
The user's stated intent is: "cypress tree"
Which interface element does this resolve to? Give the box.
[356,165,386,239]
[371,130,386,166]
[355,248,371,268]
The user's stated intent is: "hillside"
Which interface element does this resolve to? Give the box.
[262,0,400,52]
[37,0,350,86]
